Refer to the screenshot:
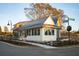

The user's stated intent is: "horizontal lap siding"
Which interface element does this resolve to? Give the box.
[42,28,57,42]
[26,36,42,42]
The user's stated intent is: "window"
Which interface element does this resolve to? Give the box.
[25,29,40,36]
[31,28,40,36]
[45,30,48,35]
[19,25,22,27]
[49,30,51,35]
[51,30,54,35]
[37,29,40,35]
[35,29,40,35]
[35,29,37,35]
[32,29,34,35]
[45,29,51,35]
[33,29,35,35]
[28,30,30,36]
[30,29,32,36]
[27,30,28,35]
[45,29,54,35]
[22,31,25,37]
[24,31,27,37]
[19,31,21,36]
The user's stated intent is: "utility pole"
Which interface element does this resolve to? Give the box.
[62,15,75,41]
[67,17,71,41]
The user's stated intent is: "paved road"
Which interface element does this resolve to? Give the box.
[0,41,79,56]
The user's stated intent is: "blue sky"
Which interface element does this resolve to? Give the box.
[0,3,79,31]
[52,3,79,31]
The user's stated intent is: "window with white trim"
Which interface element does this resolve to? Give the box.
[45,29,54,35]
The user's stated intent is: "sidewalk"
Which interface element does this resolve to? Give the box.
[1,40,57,49]
[21,41,57,49]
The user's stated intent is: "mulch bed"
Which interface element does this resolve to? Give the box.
[52,41,79,47]
[0,40,38,47]
[1,39,79,47]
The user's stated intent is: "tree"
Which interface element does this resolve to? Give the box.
[25,3,64,20]
[32,3,64,19]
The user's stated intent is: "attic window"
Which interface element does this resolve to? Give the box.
[19,25,22,27]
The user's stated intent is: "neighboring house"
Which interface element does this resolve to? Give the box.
[0,26,10,39]
[0,26,9,33]
[13,16,62,42]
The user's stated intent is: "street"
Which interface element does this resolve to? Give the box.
[0,41,79,56]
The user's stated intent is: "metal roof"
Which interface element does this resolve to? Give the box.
[21,17,47,30]
[13,16,58,31]
[52,16,58,25]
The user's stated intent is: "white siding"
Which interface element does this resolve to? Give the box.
[26,36,42,42]
[19,37,25,41]
[44,16,54,25]
[19,28,42,42]
[18,28,60,42]
[41,28,57,42]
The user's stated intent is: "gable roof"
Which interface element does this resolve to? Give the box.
[52,16,58,25]
[21,17,47,30]
[14,16,58,30]
[14,21,31,26]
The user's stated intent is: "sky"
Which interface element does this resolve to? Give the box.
[0,3,79,31]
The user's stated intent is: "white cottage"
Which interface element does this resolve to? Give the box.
[13,16,61,42]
